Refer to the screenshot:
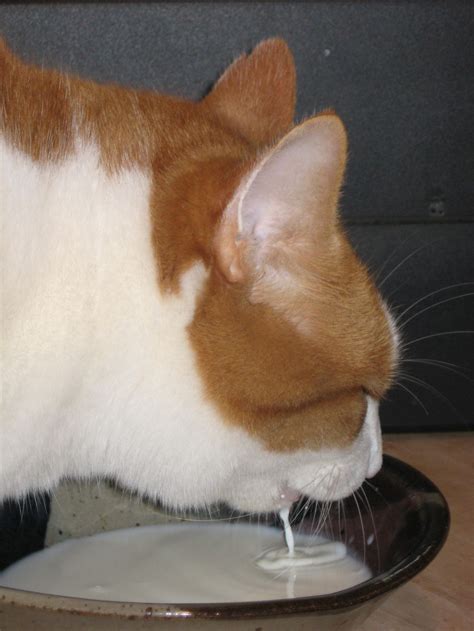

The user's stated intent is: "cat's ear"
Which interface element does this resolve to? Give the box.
[203,38,296,146]
[215,114,347,284]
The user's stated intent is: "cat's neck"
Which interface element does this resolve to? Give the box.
[0,40,196,170]
[1,41,251,166]
[1,42,253,292]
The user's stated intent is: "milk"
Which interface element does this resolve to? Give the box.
[0,521,371,603]
[279,507,295,556]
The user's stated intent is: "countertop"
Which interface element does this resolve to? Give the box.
[363,433,473,631]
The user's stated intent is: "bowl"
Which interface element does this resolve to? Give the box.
[0,455,449,630]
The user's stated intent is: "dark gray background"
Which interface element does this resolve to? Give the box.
[1,2,473,432]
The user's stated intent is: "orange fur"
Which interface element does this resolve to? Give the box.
[203,38,296,147]
[1,38,396,452]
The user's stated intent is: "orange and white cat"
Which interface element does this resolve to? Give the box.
[0,38,398,512]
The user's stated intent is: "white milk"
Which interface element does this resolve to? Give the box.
[0,522,371,603]
[254,509,349,573]
[279,507,295,556]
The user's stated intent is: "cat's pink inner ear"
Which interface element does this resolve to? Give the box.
[240,114,347,247]
[203,38,296,147]
[215,114,347,284]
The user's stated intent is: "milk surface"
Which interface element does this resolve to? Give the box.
[0,523,371,603]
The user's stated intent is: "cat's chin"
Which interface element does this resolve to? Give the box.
[217,397,382,514]
[222,472,372,515]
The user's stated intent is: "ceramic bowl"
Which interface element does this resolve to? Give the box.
[0,455,449,630]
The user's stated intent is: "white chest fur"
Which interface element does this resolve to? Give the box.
[0,139,383,512]
[0,140,221,502]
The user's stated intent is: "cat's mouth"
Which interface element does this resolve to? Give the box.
[277,485,301,509]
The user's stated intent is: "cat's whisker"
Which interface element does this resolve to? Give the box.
[290,464,378,547]
[341,494,348,546]
[288,498,302,524]
[363,480,389,507]
[48,485,64,516]
[311,501,325,541]
[406,357,464,369]
[292,466,334,536]
[18,496,25,524]
[290,494,307,523]
[165,508,257,524]
[358,485,380,574]
[351,489,366,566]
[327,503,336,542]
[328,471,342,542]
[404,358,474,384]
[293,501,308,540]
[402,330,474,347]
[30,494,36,521]
[394,281,474,324]
[295,463,336,495]
[318,484,337,541]
[372,230,420,284]
[313,498,327,540]
[400,373,453,405]
[281,467,336,532]
[309,501,321,536]
[312,467,339,539]
[397,291,474,330]
[396,381,429,415]
[378,238,444,289]
[398,373,468,427]
[337,498,342,541]
[290,498,312,527]
[34,490,46,517]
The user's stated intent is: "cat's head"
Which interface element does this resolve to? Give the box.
[170,39,399,512]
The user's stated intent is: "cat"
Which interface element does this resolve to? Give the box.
[0,38,398,514]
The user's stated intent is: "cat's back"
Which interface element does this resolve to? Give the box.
[0,41,209,434]
[0,40,149,334]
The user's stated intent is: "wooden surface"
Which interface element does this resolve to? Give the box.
[363,433,473,631]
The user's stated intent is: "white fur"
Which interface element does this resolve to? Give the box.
[1,139,384,512]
